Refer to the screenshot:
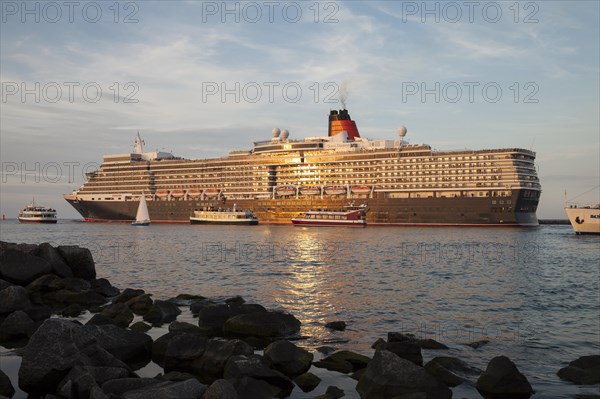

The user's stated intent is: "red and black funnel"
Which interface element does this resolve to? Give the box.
[328,109,360,140]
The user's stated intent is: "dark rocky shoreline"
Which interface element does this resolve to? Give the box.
[1,241,598,399]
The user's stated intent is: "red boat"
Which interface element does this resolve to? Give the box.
[291,205,367,227]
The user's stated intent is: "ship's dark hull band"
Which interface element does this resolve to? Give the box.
[18,219,58,224]
[69,190,538,226]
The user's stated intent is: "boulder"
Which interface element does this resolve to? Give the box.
[467,339,490,349]
[143,300,181,326]
[190,299,215,315]
[121,379,207,399]
[63,277,92,292]
[294,372,321,392]
[192,339,253,379]
[356,350,452,399]
[56,366,100,399]
[424,356,482,387]
[314,350,370,374]
[0,285,31,314]
[90,278,120,298]
[56,246,96,280]
[86,314,118,327]
[25,274,65,294]
[263,340,313,377]
[223,311,300,338]
[53,289,108,308]
[163,333,208,372]
[557,355,600,385]
[112,288,145,304]
[169,321,203,335]
[387,332,448,350]
[476,356,534,398]
[18,318,131,396]
[371,338,386,350]
[0,241,39,255]
[0,368,15,398]
[325,321,347,331]
[22,304,52,322]
[314,386,345,399]
[225,296,245,306]
[130,321,152,332]
[384,341,423,366]
[60,304,84,317]
[197,304,267,336]
[232,377,280,399]
[203,379,239,399]
[126,294,153,315]
[37,243,73,278]
[83,324,152,367]
[167,293,207,306]
[101,378,162,397]
[223,354,294,392]
[0,310,36,341]
[0,248,52,286]
[99,303,134,328]
[0,278,12,291]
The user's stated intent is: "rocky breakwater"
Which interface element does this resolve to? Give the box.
[2,241,598,399]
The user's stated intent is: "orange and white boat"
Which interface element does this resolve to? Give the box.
[324,186,346,195]
[170,189,185,198]
[187,189,202,198]
[351,185,371,195]
[276,185,296,196]
[204,188,221,198]
[300,186,321,196]
[156,190,169,199]
[292,204,367,227]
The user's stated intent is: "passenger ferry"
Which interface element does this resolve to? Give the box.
[64,109,541,226]
[18,200,57,223]
[190,205,259,225]
[292,204,367,227]
[565,204,600,234]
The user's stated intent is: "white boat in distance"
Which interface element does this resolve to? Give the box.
[18,199,57,223]
[190,205,259,225]
[132,195,150,226]
[565,204,600,234]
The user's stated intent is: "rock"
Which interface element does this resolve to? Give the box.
[357,350,452,399]
[18,318,131,396]
[351,368,366,381]
[263,339,313,377]
[160,371,199,382]
[197,304,234,336]
[0,248,52,286]
[476,356,534,398]
[557,355,600,385]
[53,289,108,308]
[126,294,153,315]
[90,385,110,399]
[152,332,184,366]
[192,339,253,379]
[224,354,294,393]
[86,314,118,327]
[223,311,300,338]
[203,379,239,399]
[25,274,65,294]
[384,341,423,366]
[0,285,31,314]
[83,324,153,367]
[190,299,215,315]
[325,321,346,331]
[60,303,84,317]
[316,346,336,355]
[233,377,281,399]
[56,245,96,280]
[0,369,15,398]
[314,350,370,374]
[371,338,386,350]
[90,278,120,298]
[37,243,73,278]
[163,333,208,373]
[387,332,448,350]
[168,293,207,306]
[63,277,92,292]
[169,321,202,335]
[0,241,39,255]
[101,378,162,397]
[467,339,490,349]
[0,310,36,341]
[22,304,52,322]
[225,296,245,305]
[314,386,345,399]
[57,366,100,399]
[0,278,12,291]
[99,303,134,328]
[143,300,181,326]
[294,372,321,392]
[424,356,482,387]
[121,379,207,399]
[112,288,145,304]
[130,321,152,332]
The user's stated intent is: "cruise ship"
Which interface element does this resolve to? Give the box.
[64,109,541,225]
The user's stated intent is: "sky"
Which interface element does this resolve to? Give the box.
[1,0,599,219]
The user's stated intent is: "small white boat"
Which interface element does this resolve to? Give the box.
[565,204,600,234]
[292,204,367,227]
[276,185,296,196]
[300,186,321,196]
[18,200,57,223]
[132,195,150,226]
[324,186,346,195]
[190,205,258,225]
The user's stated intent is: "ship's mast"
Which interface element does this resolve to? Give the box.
[133,132,144,154]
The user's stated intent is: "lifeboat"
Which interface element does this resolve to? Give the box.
[156,190,169,199]
[187,189,202,198]
[351,185,371,194]
[171,190,185,198]
[276,186,296,196]
[300,186,321,196]
[204,188,221,198]
[145,194,154,201]
[324,186,346,195]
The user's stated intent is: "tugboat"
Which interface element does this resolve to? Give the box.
[190,204,259,225]
[292,204,367,227]
[18,200,57,223]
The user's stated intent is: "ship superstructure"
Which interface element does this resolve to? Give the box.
[64,110,541,225]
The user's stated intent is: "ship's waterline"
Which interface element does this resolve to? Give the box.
[64,109,541,225]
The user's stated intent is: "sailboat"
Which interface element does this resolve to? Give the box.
[131,194,150,226]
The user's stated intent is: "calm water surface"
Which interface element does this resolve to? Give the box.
[1,221,598,398]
